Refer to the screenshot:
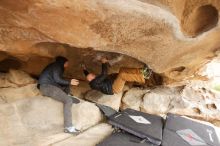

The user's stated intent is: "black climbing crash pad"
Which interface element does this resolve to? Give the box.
[162,113,220,146]
[97,131,157,146]
[96,103,118,118]
[108,108,164,145]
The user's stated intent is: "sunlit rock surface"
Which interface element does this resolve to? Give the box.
[0,96,103,146]
[0,0,219,83]
[122,81,220,125]
[52,123,113,146]
[85,90,123,111]
[121,88,150,111]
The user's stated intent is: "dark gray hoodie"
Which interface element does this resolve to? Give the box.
[38,56,70,88]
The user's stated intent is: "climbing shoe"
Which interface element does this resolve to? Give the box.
[68,94,80,104]
[64,126,80,134]
[141,64,152,79]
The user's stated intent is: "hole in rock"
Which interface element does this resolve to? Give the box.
[184,5,218,37]
[171,66,186,72]
[0,57,22,72]
[193,107,201,114]
[206,103,217,110]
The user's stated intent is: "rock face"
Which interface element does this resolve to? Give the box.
[142,87,182,115]
[122,82,220,124]
[0,84,40,103]
[72,100,103,130]
[121,88,150,111]
[0,69,39,103]
[52,123,113,146]
[0,70,220,145]
[178,81,220,121]
[0,96,103,146]
[0,0,219,83]
[85,90,123,111]
[7,69,36,86]
[0,69,36,88]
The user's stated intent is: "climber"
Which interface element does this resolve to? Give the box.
[82,57,152,95]
[37,56,80,134]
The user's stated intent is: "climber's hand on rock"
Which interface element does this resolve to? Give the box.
[71,79,79,86]
[80,63,87,70]
[101,57,108,63]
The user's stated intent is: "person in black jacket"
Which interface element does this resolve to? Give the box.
[38,56,80,134]
[83,57,152,95]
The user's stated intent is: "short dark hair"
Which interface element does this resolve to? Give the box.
[55,56,68,64]
[83,69,90,76]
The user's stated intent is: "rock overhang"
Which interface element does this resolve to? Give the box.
[0,0,219,84]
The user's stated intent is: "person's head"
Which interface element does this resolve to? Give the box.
[55,56,69,68]
[86,73,96,82]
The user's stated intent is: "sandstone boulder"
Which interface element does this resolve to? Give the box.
[121,88,150,111]
[52,123,113,146]
[7,69,36,86]
[0,73,16,88]
[141,87,181,115]
[38,133,73,146]
[0,69,36,88]
[178,81,220,121]
[0,84,40,103]
[138,81,220,123]
[72,100,103,130]
[0,102,31,146]
[0,96,103,146]
[85,90,123,111]
[70,81,90,99]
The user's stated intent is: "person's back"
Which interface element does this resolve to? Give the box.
[83,60,115,95]
[89,72,114,95]
[38,62,60,86]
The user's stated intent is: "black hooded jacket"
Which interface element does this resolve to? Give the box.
[38,57,70,88]
[89,63,115,95]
